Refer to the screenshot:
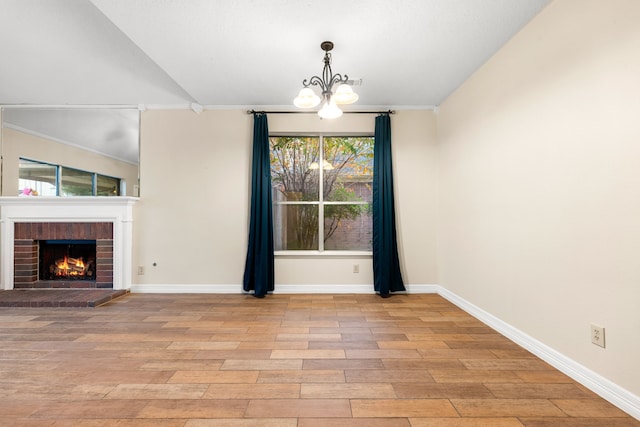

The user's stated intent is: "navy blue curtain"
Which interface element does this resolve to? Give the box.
[372,114,405,297]
[242,113,274,298]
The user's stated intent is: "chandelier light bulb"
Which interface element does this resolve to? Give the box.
[318,99,343,119]
[293,88,321,108]
[333,84,359,105]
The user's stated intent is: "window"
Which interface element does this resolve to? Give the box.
[270,135,374,252]
[17,159,57,196]
[60,166,94,196]
[19,158,121,196]
[96,175,121,196]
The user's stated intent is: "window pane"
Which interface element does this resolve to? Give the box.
[273,204,319,250]
[60,167,93,196]
[324,204,372,251]
[96,175,120,196]
[270,136,320,201]
[324,137,374,203]
[18,158,57,196]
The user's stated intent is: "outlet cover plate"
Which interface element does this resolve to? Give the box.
[591,324,605,348]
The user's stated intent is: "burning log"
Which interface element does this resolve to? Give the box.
[51,256,93,277]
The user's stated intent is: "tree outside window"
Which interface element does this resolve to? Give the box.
[270,135,374,251]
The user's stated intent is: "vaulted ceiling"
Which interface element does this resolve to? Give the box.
[0,0,551,109]
[0,0,551,164]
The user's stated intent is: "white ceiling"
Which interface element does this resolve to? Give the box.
[0,0,550,164]
[0,0,551,109]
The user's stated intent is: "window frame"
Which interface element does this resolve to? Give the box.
[18,157,122,197]
[270,132,374,256]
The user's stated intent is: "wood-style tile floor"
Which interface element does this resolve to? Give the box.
[0,293,637,426]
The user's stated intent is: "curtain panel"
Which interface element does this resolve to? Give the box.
[242,113,274,297]
[372,114,405,296]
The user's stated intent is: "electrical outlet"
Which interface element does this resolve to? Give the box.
[353,264,359,274]
[591,324,605,348]
[137,266,144,275]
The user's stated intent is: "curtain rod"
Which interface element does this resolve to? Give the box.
[247,109,395,115]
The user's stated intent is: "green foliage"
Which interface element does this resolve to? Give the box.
[324,186,368,242]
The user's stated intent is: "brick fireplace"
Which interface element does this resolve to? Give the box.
[0,197,137,291]
[14,222,113,288]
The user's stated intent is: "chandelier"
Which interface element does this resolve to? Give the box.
[293,41,359,119]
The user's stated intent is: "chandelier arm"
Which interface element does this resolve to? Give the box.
[303,76,328,92]
[330,73,349,88]
[302,74,348,96]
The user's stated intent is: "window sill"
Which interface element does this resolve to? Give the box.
[275,250,372,258]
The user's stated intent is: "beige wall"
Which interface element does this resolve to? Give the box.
[0,109,2,192]
[389,111,439,285]
[1,127,138,196]
[135,110,252,286]
[437,0,640,395]
[134,109,438,288]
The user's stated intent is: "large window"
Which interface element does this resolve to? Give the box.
[270,135,374,252]
[19,158,121,196]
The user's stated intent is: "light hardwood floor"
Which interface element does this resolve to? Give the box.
[0,293,637,426]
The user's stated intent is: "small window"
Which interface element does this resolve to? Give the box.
[96,175,120,196]
[18,158,121,197]
[60,166,94,196]
[270,135,373,252]
[18,158,57,196]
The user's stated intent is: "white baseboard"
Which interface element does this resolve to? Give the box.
[274,283,440,294]
[437,286,640,421]
[128,282,639,419]
[131,283,440,294]
[131,284,242,293]
[275,284,373,294]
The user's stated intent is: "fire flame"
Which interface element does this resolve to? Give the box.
[55,257,85,276]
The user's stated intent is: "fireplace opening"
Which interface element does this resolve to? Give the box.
[39,240,96,281]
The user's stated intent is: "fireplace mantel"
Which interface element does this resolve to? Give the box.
[0,197,138,290]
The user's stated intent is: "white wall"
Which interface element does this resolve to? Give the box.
[135,109,438,289]
[437,0,640,395]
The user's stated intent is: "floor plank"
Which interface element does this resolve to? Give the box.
[0,293,637,425]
